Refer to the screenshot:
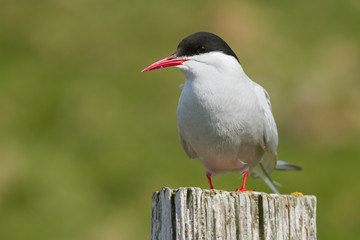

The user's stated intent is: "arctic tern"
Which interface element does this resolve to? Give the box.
[142,32,300,193]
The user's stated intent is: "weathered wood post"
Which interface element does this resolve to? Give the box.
[151,187,316,240]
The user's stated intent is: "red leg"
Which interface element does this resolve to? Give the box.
[236,171,249,192]
[206,172,215,190]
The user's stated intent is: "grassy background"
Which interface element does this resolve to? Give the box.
[0,0,359,239]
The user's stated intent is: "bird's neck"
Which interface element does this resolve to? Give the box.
[182,63,250,86]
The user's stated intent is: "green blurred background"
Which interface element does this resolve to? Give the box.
[1,0,359,239]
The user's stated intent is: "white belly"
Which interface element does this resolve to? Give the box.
[177,79,265,174]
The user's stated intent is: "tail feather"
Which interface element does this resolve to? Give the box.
[252,159,301,193]
[253,163,280,194]
[275,160,302,171]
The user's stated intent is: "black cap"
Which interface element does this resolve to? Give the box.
[175,32,239,62]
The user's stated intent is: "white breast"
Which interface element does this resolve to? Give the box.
[176,54,267,174]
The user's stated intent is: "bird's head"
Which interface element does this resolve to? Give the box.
[142,32,240,77]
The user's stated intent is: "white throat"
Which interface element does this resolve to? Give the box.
[176,52,248,84]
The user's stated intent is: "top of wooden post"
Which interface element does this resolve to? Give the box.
[151,187,316,240]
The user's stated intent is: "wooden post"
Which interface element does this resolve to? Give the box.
[151,187,316,240]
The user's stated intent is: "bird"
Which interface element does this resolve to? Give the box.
[142,32,301,193]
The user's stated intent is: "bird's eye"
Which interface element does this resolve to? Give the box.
[196,46,207,54]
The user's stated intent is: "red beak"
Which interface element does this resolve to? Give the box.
[141,55,188,72]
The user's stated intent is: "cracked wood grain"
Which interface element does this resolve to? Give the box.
[151,187,316,240]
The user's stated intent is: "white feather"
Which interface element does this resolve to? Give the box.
[176,52,278,183]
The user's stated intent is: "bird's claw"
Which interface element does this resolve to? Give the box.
[235,188,255,193]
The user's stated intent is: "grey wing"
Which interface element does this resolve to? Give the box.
[179,133,198,159]
[256,84,278,154]
[252,83,280,192]
[253,83,278,170]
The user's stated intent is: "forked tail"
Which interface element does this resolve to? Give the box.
[252,160,302,194]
